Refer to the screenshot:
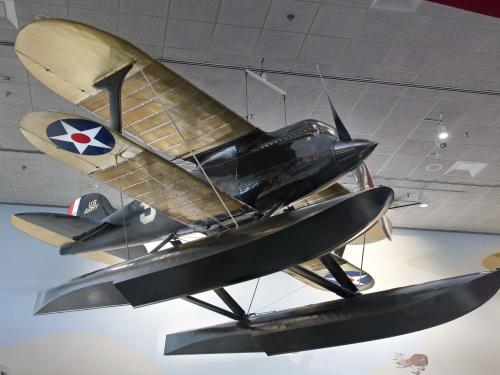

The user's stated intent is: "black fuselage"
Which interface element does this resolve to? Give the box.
[195,119,375,211]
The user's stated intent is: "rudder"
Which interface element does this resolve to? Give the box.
[68,193,116,222]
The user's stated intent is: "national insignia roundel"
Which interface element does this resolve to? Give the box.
[46,119,115,155]
[326,271,371,286]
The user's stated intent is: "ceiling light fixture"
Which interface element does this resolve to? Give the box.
[437,113,448,140]
[418,191,428,208]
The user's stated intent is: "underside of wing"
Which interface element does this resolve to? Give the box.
[20,111,247,228]
[285,253,375,292]
[291,183,351,209]
[15,19,260,159]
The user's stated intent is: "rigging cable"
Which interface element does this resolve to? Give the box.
[139,69,238,229]
[247,277,261,314]
[360,233,366,281]
[115,155,130,260]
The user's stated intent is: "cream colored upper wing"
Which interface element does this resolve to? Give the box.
[15,19,258,158]
[21,111,244,226]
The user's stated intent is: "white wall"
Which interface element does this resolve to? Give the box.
[0,203,498,375]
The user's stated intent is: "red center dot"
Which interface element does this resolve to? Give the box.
[71,133,91,144]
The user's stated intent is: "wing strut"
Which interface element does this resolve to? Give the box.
[289,265,358,299]
[320,250,359,293]
[93,64,132,133]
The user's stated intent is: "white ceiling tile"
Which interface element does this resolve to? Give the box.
[422,49,476,78]
[15,1,68,26]
[379,155,422,178]
[46,189,79,206]
[345,113,386,135]
[444,21,499,52]
[339,40,391,69]
[458,103,500,126]
[68,7,118,34]
[370,135,404,154]
[0,57,27,83]
[210,24,261,56]
[310,4,366,38]
[119,0,169,17]
[0,45,16,58]
[255,30,305,60]
[316,89,363,114]
[297,35,348,65]
[427,99,476,122]
[218,0,270,27]
[13,186,48,204]
[0,82,31,106]
[169,0,219,22]
[465,53,500,81]
[0,126,36,150]
[380,44,438,74]
[396,139,435,157]
[165,19,213,50]
[135,43,163,58]
[352,93,400,116]
[264,0,319,33]
[416,1,465,19]
[388,96,436,119]
[373,117,419,138]
[268,106,308,130]
[355,9,412,43]
[0,28,17,42]
[246,81,283,106]
[119,13,166,46]
[68,0,117,12]
[30,85,74,112]
[201,77,243,103]
[399,15,457,49]
[282,85,322,111]
[0,186,14,202]
[0,104,31,127]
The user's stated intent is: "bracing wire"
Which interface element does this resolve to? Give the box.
[255,284,306,313]
[247,277,260,314]
[282,95,287,126]
[360,233,366,280]
[115,155,130,260]
[139,68,238,229]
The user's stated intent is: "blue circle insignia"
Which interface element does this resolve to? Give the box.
[46,118,115,155]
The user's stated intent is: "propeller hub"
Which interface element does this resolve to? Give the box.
[334,140,378,172]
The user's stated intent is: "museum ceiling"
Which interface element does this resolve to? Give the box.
[1,0,500,234]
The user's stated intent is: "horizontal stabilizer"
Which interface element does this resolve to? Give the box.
[164,270,500,356]
[11,213,99,247]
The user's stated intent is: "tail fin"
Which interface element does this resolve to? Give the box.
[68,193,116,222]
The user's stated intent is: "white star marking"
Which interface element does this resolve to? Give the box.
[49,120,112,154]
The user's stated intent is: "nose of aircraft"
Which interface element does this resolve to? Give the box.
[334,140,378,172]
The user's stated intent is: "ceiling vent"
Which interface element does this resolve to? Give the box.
[371,0,422,13]
[445,161,487,178]
[0,0,18,29]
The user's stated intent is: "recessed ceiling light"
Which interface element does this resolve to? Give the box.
[425,163,443,172]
